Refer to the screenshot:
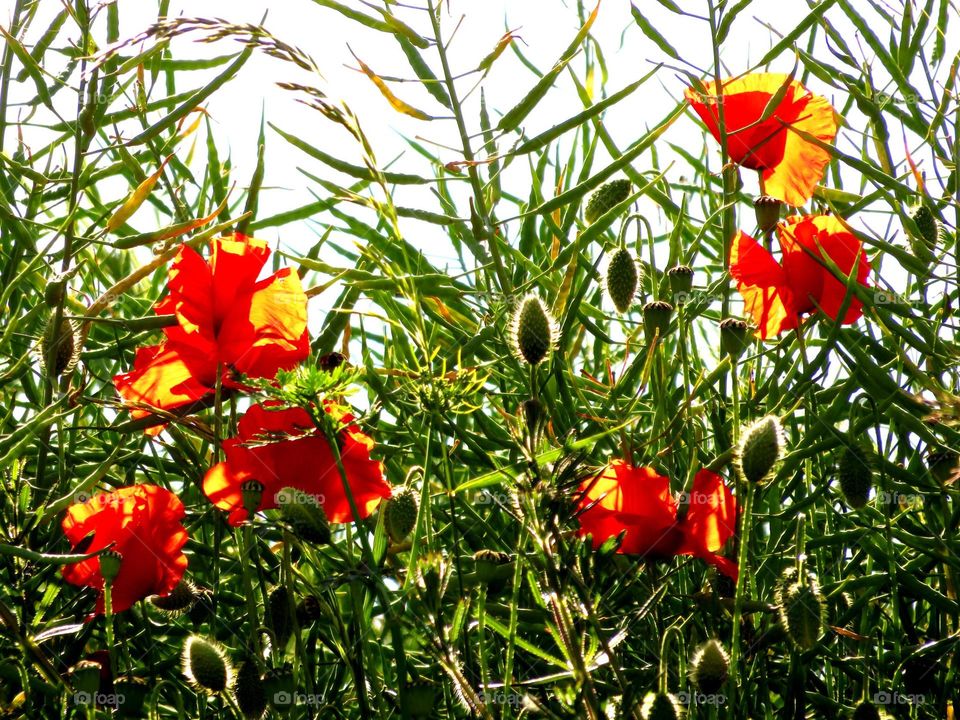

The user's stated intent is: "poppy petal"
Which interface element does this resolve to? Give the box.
[680,469,737,553]
[155,245,215,341]
[729,230,796,338]
[113,343,217,417]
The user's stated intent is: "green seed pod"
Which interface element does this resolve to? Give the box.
[737,416,784,484]
[401,680,438,719]
[719,318,750,359]
[837,443,872,509]
[639,691,683,720]
[510,294,557,366]
[667,265,694,302]
[689,639,729,695]
[234,660,267,720]
[606,248,640,313]
[240,480,264,521]
[521,397,546,446]
[473,549,512,591]
[182,636,233,695]
[114,677,150,718]
[851,700,885,720]
[69,660,102,698]
[296,594,326,624]
[98,549,123,585]
[585,179,631,223]
[384,486,419,543]
[643,301,673,343]
[40,317,80,377]
[277,487,331,544]
[776,568,824,651]
[150,578,199,615]
[754,195,783,235]
[44,277,67,308]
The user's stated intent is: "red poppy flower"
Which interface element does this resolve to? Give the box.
[576,461,738,580]
[730,214,870,339]
[203,402,392,527]
[61,484,188,614]
[113,234,309,427]
[685,73,837,206]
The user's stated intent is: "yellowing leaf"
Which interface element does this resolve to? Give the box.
[106,154,172,233]
[478,29,522,73]
[355,56,433,121]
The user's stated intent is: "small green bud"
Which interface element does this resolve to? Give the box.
[277,487,331,544]
[690,639,729,695]
[643,301,673,343]
[776,568,824,651]
[585,179,631,223]
[182,636,233,695]
[267,587,292,651]
[909,204,939,249]
[510,294,557,366]
[837,443,872,509]
[44,278,67,308]
[737,415,784,484]
[150,578,199,615]
[473,549,512,591]
[606,248,640,313]
[384,486,419,543]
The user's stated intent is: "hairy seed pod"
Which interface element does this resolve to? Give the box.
[737,416,784,484]
[690,639,729,694]
[510,294,557,366]
[385,486,419,543]
[776,568,824,651]
[40,317,80,377]
[234,660,267,720]
[606,248,639,313]
[639,691,683,720]
[585,179,631,223]
[838,443,872,509]
[150,578,199,615]
[277,487,330,544]
[182,636,233,694]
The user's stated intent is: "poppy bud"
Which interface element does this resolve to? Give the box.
[150,578,198,615]
[639,691,682,720]
[776,568,824,651]
[182,635,233,695]
[926,449,958,486]
[114,677,149,718]
[753,195,783,235]
[296,594,326,624]
[643,301,673,343]
[240,480,264,521]
[837,443,872,509]
[521,398,545,445]
[667,265,694,301]
[510,294,557,366]
[473,549,512,591]
[234,660,267,720]
[267,587,292,650]
[606,248,640,313]
[401,680,437,719]
[908,204,940,249]
[736,415,784,484]
[69,660,102,698]
[719,318,750,359]
[277,487,331,544]
[40,317,79,378]
[384,486,419,543]
[585,179,631,223]
[851,700,885,720]
[98,549,123,585]
[690,639,729,694]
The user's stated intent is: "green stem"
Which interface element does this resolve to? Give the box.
[103,580,117,679]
